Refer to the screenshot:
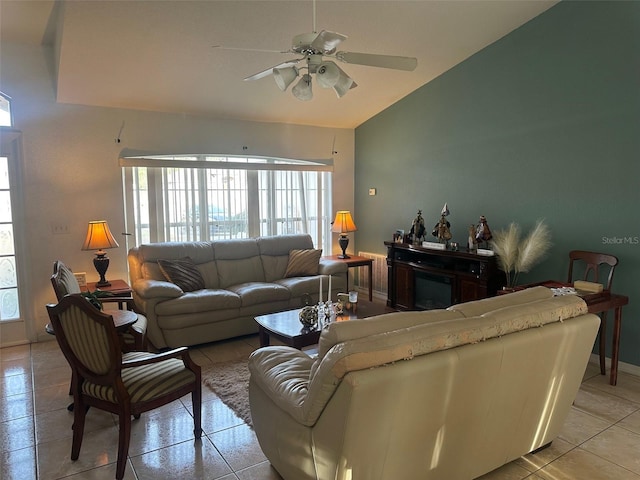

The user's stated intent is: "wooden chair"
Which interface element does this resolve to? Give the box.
[46,295,201,480]
[567,250,619,375]
[51,260,147,351]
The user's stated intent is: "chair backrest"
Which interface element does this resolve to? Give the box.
[46,295,121,380]
[51,260,82,300]
[567,250,618,291]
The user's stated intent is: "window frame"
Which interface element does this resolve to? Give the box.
[120,154,333,252]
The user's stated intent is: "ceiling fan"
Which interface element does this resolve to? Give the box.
[214,0,417,101]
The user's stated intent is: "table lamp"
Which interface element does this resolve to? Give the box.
[81,220,119,287]
[332,211,357,259]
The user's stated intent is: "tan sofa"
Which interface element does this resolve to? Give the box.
[128,234,347,349]
[248,286,600,480]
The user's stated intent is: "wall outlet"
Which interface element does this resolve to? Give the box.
[51,223,70,235]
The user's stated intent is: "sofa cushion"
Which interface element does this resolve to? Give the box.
[226,282,291,306]
[154,289,241,316]
[217,256,266,287]
[158,257,205,292]
[257,234,314,256]
[258,234,315,281]
[284,249,322,277]
[138,241,215,263]
[215,238,267,287]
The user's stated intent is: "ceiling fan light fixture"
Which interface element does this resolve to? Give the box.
[273,66,298,91]
[332,73,356,98]
[316,61,340,88]
[292,74,313,101]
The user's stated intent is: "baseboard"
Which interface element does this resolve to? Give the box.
[589,353,640,377]
[352,286,387,303]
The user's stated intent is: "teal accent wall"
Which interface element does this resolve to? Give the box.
[355,1,640,365]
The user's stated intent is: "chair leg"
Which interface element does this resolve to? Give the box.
[193,382,202,439]
[70,395,87,461]
[116,407,133,480]
[599,312,608,375]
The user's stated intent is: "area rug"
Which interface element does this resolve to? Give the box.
[202,359,252,427]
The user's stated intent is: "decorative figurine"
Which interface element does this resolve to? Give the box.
[409,210,426,244]
[299,305,318,328]
[475,215,492,248]
[324,301,333,323]
[468,224,478,251]
[432,203,452,244]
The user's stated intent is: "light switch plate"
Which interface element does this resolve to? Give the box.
[369,188,376,196]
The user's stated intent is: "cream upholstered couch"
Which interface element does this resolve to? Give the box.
[128,234,347,349]
[248,287,600,480]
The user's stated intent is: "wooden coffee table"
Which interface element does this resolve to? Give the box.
[255,301,392,349]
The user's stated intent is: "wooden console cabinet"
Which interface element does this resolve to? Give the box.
[385,242,505,310]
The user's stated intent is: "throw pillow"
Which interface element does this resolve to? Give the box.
[157,257,205,292]
[284,249,322,277]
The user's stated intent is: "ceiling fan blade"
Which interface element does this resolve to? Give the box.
[335,51,417,71]
[213,45,289,54]
[243,59,302,82]
[311,30,347,54]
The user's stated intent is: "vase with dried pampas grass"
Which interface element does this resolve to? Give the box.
[490,220,552,288]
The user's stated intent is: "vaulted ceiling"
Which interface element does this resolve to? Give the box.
[1,0,557,128]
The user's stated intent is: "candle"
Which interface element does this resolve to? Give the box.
[328,275,332,302]
[319,276,323,303]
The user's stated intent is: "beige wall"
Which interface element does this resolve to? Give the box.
[0,42,355,344]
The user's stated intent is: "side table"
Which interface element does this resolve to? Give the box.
[83,279,134,310]
[502,280,629,386]
[324,255,374,301]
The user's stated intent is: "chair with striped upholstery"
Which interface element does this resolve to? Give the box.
[51,260,148,351]
[46,295,202,480]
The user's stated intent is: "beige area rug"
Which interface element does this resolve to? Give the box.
[202,359,252,427]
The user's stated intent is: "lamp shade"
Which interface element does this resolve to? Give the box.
[81,221,119,251]
[292,74,313,101]
[333,74,356,98]
[316,61,341,88]
[273,66,298,91]
[331,211,357,234]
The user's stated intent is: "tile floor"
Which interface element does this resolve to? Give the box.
[3,336,640,479]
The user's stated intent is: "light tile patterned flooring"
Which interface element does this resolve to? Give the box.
[3,335,640,479]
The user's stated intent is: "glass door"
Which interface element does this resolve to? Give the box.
[0,130,28,346]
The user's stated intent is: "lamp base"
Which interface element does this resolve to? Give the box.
[338,235,350,259]
[93,253,111,288]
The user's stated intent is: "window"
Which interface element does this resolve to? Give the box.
[121,155,332,252]
[0,92,12,127]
